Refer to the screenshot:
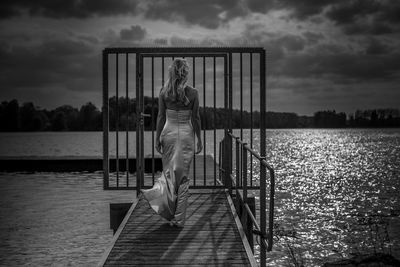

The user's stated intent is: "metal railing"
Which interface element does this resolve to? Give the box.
[103,47,274,266]
[102,47,266,192]
[219,132,275,267]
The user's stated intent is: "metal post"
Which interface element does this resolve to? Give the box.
[135,53,140,196]
[235,138,240,189]
[116,54,119,187]
[219,140,222,181]
[259,49,267,266]
[203,56,206,186]
[228,52,233,196]
[242,144,248,200]
[126,53,129,186]
[192,56,196,185]
[223,55,230,192]
[102,50,109,189]
[241,143,248,244]
[268,169,275,251]
[240,53,243,140]
[151,56,155,184]
[140,56,144,188]
[250,53,253,187]
[247,197,255,253]
[213,56,216,186]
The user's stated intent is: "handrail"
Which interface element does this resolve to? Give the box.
[219,133,275,265]
[228,132,274,171]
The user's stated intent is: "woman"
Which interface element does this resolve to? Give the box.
[141,58,202,227]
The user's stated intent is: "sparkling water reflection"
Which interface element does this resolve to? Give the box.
[0,129,399,266]
[259,129,400,266]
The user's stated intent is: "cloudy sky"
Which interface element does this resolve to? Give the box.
[1,0,399,115]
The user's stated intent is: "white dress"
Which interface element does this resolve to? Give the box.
[141,109,195,226]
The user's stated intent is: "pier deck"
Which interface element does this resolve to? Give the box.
[98,189,256,266]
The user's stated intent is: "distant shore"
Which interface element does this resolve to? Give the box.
[1,98,400,131]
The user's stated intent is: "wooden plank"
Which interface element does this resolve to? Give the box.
[100,189,253,266]
[97,201,139,267]
[225,189,258,267]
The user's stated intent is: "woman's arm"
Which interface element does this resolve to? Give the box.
[155,92,166,152]
[192,90,202,153]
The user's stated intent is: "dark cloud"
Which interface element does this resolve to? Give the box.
[279,0,341,19]
[169,36,225,47]
[273,45,400,83]
[275,34,306,52]
[120,25,146,41]
[326,0,400,35]
[0,0,138,19]
[247,0,331,18]
[247,0,273,13]
[302,31,325,44]
[240,25,305,60]
[365,37,390,55]
[144,0,243,29]
[142,0,339,28]
[326,0,381,25]
[342,21,394,35]
[0,39,99,91]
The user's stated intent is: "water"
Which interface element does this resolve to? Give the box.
[0,129,399,266]
[0,172,135,267]
[262,129,400,266]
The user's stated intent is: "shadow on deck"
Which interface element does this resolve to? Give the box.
[99,189,256,266]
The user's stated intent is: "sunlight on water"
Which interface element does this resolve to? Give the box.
[253,129,400,266]
[0,129,399,266]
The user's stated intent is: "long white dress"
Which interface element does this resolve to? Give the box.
[141,109,195,226]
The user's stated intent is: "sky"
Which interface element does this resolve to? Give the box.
[0,0,399,116]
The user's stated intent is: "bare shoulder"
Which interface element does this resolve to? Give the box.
[185,85,198,98]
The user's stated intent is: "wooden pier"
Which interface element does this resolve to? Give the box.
[101,47,275,266]
[98,189,257,266]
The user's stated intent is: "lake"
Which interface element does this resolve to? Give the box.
[0,129,399,266]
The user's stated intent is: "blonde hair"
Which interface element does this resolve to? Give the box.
[161,58,190,105]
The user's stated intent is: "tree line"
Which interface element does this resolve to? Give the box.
[1,97,399,131]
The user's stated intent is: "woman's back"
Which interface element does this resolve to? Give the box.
[142,58,202,228]
[162,85,198,111]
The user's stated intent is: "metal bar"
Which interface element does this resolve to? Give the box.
[245,203,258,231]
[268,169,275,251]
[140,56,144,188]
[105,47,265,54]
[102,50,109,189]
[105,185,225,190]
[213,56,216,186]
[229,132,274,170]
[228,52,233,196]
[151,56,155,184]
[136,53,140,196]
[242,143,248,200]
[219,140,222,181]
[203,56,206,186]
[250,53,253,187]
[259,49,267,266]
[192,56,196,185]
[162,56,165,86]
[223,55,230,194]
[229,53,233,133]
[240,52,243,141]
[126,53,129,186]
[116,54,119,187]
[235,138,239,190]
[101,184,260,190]
[141,52,230,58]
